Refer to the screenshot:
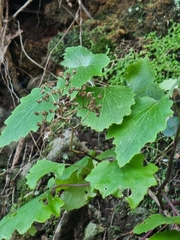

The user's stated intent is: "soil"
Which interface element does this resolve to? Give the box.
[0,0,180,239]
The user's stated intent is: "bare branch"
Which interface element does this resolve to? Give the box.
[13,0,34,18]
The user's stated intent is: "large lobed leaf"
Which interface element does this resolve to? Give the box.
[86,154,158,209]
[0,87,59,147]
[0,191,64,240]
[77,86,135,131]
[107,96,173,167]
[61,46,110,87]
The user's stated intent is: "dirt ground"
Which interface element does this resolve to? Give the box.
[0,0,180,239]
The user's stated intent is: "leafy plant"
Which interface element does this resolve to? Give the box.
[0,45,178,239]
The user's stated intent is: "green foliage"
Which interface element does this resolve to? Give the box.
[134,214,180,239]
[144,22,180,82]
[86,153,158,209]
[0,46,176,239]
[107,49,140,85]
[149,230,180,240]
[76,86,135,131]
[0,87,59,147]
[108,96,172,167]
[0,191,64,239]
[61,46,109,87]
[108,21,180,85]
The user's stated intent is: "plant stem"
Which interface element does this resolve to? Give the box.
[161,192,180,216]
[54,183,90,189]
[140,230,153,240]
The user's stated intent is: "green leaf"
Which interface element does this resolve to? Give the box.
[107,96,173,167]
[0,191,64,240]
[149,230,180,240]
[61,46,110,87]
[125,58,155,95]
[26,160,65,189]
[0,87,58,147]
[86,154,158,209]
[134,214,180,234]
[77,86,135,131]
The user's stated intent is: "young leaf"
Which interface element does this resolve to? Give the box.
[61,46,110,87]
[77,86,135,131]
[0,191,64,240]
[0,87,58,147]
[86,154,158,209]
[26,160,65,189]
[107,96,173,167]
[134,214,180,234]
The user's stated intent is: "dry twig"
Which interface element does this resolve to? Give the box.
[13,0,34,18]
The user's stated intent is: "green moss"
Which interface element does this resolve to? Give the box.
[91,38,114,54]
[108,21,180,85]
